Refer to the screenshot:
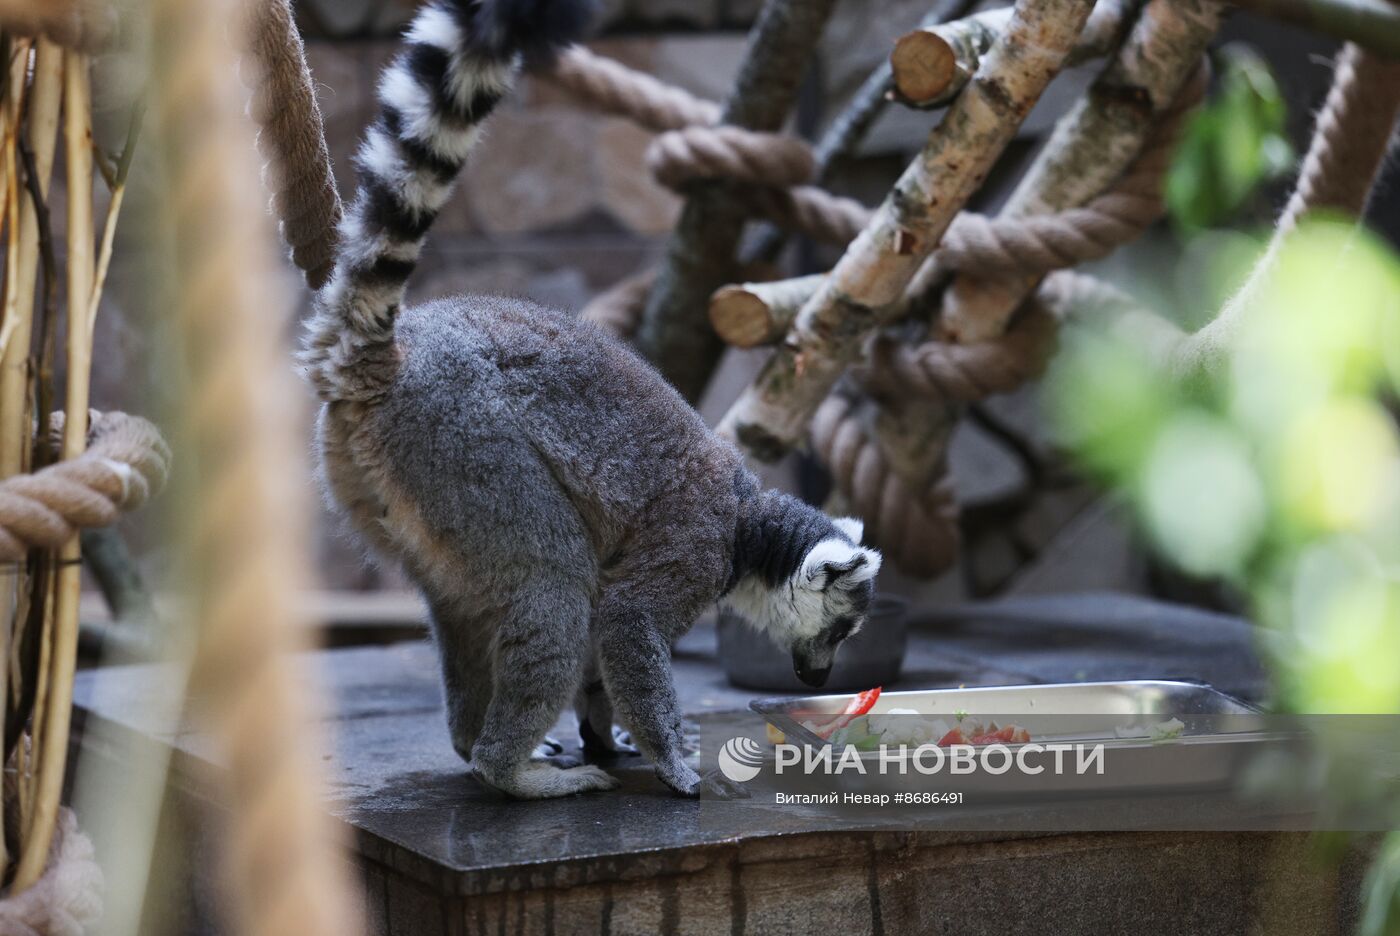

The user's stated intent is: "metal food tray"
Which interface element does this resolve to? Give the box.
[750,680,1272,798]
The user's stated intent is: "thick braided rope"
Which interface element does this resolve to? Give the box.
[1277,43,1400,234]
[0,412,169,563]
[863,301,1059,403]
[1177,40,1400,378]
[239,0,343,291]
[811,393,961,579]
[153,0,365,930]
[546,45,721,131]
[647,125,814,190]
[645,64,1201,270]
[0,808,103,936]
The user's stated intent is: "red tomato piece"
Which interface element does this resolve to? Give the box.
[937,728,968,747]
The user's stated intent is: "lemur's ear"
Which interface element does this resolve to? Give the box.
[801,540,882,589]
[833,517,864,543]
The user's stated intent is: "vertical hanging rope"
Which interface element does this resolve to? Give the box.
[149,0,363,931]
[240,0,342,291]
[1276,42,1400,233]
[1177,38,1400,377]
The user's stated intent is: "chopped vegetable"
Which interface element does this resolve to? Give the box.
[970,724,1031,745]
[1149,717,1186,742]
[810,686,882,740]
[937,727,969,746]
[766,723,785,745]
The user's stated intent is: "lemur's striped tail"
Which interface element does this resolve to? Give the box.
[301,0,594,402]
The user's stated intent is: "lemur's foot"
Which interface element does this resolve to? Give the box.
[476,762,619,799]
[580,722,639,759]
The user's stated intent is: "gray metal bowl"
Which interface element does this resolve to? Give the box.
[716,595,908,692]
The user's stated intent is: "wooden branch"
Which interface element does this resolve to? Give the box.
[865,0,1221,573]
[634,0,839,403]
[719,0,1097,461]
[941,0,1221,343]
[743,0,982,266]
[709,274,824,347]
[890,0,1132,109]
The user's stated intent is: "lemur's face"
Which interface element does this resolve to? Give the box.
[787,518,881,687]
[723,516,882,688]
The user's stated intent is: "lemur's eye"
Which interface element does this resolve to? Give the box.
[827,615,859,646]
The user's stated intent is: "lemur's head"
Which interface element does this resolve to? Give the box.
[724,514,882,688]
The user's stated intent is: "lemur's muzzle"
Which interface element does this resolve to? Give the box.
[793,655,831,688]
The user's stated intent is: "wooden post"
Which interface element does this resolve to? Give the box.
[633,0,839,403]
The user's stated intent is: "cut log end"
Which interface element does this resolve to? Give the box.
[890,29,958,107]
[709,285,781,348]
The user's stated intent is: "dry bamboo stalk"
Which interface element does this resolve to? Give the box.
[13,48,95,892]
[940,0,1220,343]
[0,39,61,481]
[709,274,824,347]
[719,0,1097,461]
[0,40,26,360]
[890,0,1131,108]
[0,37,26,882]
[0,49,62,759]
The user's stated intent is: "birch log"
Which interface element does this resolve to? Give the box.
[743,0,982,265]
[709,274,824,347]
[865,0,1219,579]
[941,0,1221,343]
[890,0,1131,108]
[634,0,838,403]
[719,0,1097,462]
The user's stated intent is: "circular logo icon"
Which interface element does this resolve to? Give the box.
[717,736,764,783]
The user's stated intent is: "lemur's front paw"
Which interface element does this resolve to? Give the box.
[658,762,704,797]
[659,761,755,799]
[698,769,752,801]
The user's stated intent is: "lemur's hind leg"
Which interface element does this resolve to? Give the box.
[427,595,578,767]
[426,594,497,764]
[471,575,618,799]
[575,647,639,759]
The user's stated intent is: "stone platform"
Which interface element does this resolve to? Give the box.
[73,592,1364,935]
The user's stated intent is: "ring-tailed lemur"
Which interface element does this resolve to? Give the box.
[301,0,882,799]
